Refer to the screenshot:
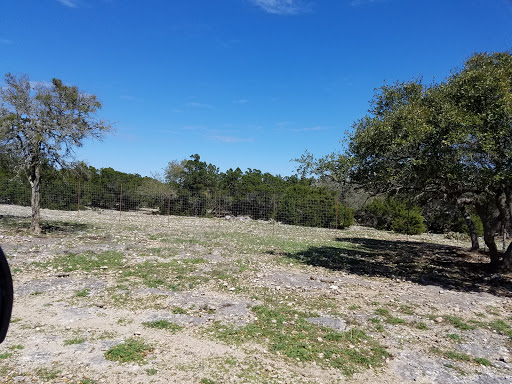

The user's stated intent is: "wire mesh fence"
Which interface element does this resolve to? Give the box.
[0,179,354,230]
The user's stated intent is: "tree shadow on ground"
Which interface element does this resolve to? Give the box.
[0,215,90,234]
[285,237,512,298]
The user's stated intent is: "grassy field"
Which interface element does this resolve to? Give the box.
[0,204,511,383]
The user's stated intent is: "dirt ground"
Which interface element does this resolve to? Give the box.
[0,204,511,384]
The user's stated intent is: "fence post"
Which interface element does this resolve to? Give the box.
[167,191,171,225]
[336,200,338,232]
[77,180,81,216]
[119,184,123,222]
[273,195,276,236]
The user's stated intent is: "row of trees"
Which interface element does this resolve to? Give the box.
[0,154,354,230]
[298,51,512,270]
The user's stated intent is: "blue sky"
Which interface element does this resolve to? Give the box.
[1,0,511,178]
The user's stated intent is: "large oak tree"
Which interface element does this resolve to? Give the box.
[0,73,112,234]
[348,51,512,270]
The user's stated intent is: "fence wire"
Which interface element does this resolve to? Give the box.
[0,180,353,230]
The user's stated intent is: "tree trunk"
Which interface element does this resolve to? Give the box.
[483,226,501,267]
[475,195,507,269]
[460,205,479,250]
[29,163,42,235]
[502,242,512,271]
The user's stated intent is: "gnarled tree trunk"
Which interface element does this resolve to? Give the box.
[459,205,479,251]
[28,162,41,235]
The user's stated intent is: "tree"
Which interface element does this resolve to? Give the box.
[164,159,187,185]
[0,73,112,234]
[348,51,512,269]
[181,154,219,194]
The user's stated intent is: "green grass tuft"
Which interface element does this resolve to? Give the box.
[104,338,153,364]
[143,320,183,332]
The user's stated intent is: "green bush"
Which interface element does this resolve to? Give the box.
[337,204,354,229]
[276,185,353,229]
[390,209,426,235]
[360,197,426,235]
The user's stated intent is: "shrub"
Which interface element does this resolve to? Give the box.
[276,185,353,229]
[360,197,426,235]
[390,209,426,235]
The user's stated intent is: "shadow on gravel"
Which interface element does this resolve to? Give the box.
[285,237,512,297]
[0,215,90,234]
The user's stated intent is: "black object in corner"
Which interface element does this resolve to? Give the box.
[0,247,13,343]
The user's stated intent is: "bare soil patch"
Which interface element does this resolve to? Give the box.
[0,204,511,383]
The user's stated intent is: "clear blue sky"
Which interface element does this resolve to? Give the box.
[1,0,511,178]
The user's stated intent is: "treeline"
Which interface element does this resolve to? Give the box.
[0,154,353,229]
[0,153,484,236]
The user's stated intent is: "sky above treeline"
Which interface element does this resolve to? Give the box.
[1,0,511,178]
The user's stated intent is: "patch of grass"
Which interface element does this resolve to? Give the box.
[444,316,475,331]
[9,345,23,350]
[486,306,501,316]
[387,316,406,325]
[117,318,133,326]
[31,291,43,296]
[146,368,158,375]
[374,308,405,325]
[446,333,462,342]
[474,357,492,366]
[432,347,473,363]
[375,308,390,317]
[35,251,125,273]
[443,363,467,375]
[143,320,183,332]
[399,305,415,315]
[412,321,429,330]
[36,368,62,381]
[105,338,153,364]
[488,319,512,339]
[348,305,361,310]
[77,379,98,384]
[171,306,188,314]
[0,353,13,359]
[64,337,86,346]
[75,289,90,297]
[200,379,217,384]
[121,259,207,291]
[208,305,389,376]
[444,351,471,362]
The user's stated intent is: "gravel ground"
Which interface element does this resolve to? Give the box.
[0,204,511,384]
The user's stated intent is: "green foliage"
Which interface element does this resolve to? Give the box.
[360,197,426,235]
[0,73,112,233]
[347,51,512,266]
[0,151,354,231]
[276,184,353,229]
[462,214,484,237]
[104,338,153,364]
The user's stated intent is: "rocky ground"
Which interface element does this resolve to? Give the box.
[0,204,511,384]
